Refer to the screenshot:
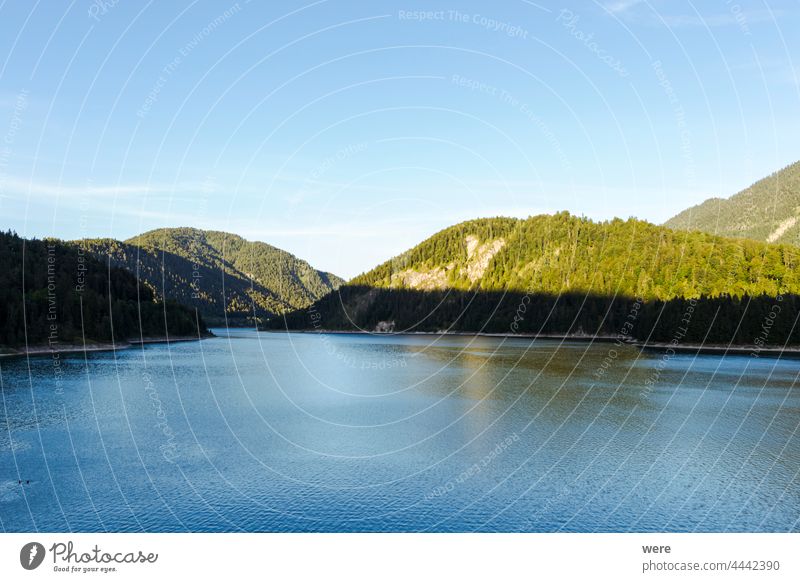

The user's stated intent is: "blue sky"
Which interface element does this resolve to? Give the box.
[0,0,798,278]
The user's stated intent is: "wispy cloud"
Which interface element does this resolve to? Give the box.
[605,0,783,30]
[605,0,646,14]
[0,176,212,199]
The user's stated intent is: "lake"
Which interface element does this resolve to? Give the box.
[1,330,798,532]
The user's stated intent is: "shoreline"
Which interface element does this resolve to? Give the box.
[9,328,796,360]
[0,334,213,359]
[636,342,800,358]
[280,329,625,343]
[262,329,800,358]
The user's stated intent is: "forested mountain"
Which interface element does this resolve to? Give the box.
[0,231,206,348]
[78,228,344,325]
[352,213,799,299]
[665,160,800,245]
[270,213,800,346]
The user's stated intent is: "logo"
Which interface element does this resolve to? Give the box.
[20,542,46,570]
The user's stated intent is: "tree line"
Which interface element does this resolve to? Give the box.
[268,286,800,347]
[0,231,207,347]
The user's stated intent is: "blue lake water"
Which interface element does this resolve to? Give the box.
[1,329,798,532]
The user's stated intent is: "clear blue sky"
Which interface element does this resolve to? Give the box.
[0,0,798,278]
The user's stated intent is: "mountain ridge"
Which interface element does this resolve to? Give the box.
[75,227,344,325]
[665,160,800,245]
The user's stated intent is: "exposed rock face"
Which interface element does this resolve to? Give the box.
[374,320,395,333]
[388,235,506,291]
[767,216,798,243]
[463,235,505,283]
[391,265,452,290]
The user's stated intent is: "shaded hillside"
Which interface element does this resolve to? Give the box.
[270,213,800,345]
[665,160,800,245]
[0,231,206,347]
[272,286,799,347]
[78,228,344,325]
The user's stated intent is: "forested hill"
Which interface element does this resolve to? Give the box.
[351,213,799,299]
[0,231,206,348]
[665,160,800,245]
[77,228,344,325]
[270,213,800,345]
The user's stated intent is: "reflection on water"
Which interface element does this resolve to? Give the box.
[1,330,798,532]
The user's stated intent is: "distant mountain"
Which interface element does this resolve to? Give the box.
[270,213,800,346]
[77,228,344,325]
[0,231,206,348]
[665,160,800,245]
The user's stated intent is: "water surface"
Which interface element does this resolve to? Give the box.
[1,330,798,532]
